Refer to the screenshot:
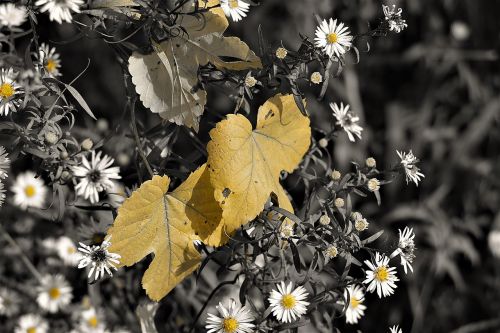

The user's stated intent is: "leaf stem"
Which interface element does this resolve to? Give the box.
[0,223,43,283]
[130,98,154,178]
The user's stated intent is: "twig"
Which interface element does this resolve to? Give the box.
[0,223,43,282]
[449,319,500,333]
[130,98,155,178]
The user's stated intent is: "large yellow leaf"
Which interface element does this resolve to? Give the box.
[206,94,311,233]
[129,2,261,131]
[107,164,223,300]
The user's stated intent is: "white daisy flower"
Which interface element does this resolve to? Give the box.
[11,171,48,210]
[397,150,424,186]
[220,0,250,22]
[35,0,84,24]
[55,236,81,266]
[37,274,73,313]
[488,230,500,259]
[314,18,353,59]
[0,68,22,116]
[390,227,416,274]
[38,43,62,77]
[0,146,11,179]
[0,288,21,317]
[77,307,107,333]
[344,285,366,324]
[269,281,309,323]
[0,3,27,27]
[382,5,408,33]
[15,314,49,333]
[78,236,121,281]
[389,325,403,333]
[72,151,121,204]
[206,299,255,333]
[363,252,399,298]
[330,102,363,142]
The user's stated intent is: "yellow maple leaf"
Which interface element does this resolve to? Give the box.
[129,1,261,131]
[107,164,223,301]
[206,94,311,234]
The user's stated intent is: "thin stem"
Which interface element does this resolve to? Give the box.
[0,223,43,282]
[130,99,154,178]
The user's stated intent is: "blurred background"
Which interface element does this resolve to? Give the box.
[8,0,500,332]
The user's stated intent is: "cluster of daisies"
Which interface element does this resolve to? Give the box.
[0,0,84,27]
[7,299,130,333]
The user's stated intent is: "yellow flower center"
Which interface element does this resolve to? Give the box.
[222,317,239,333]
[327,33,338,44]
[27,327,37,333]
[281,294,296,309]
[0,82,15,98]
[350,297,360,308]
[228,0,238,8]
[49,287,61,299]
[88,316,98,328]
[375,266,389,282]
[46,59,57,73]
[24,185,36,198]
[67,246,76,254]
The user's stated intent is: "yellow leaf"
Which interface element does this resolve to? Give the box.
[129,3,261,131]
[107,164,223,301]
[206,94,311,234]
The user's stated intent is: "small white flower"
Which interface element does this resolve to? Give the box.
[78,307,107,333]
[11,171,48,210]
[319,214,330,225]
[269,281,309,323]
[72,151,121,204]
[0,3,27,27]
[206,299,255,333]
[38,43,62,77]
[37,274,73,313]
[451,21,470,41]
[35,0,84,24]
[330,169,341,181]
[244,76,257,88]
[382,5,408,33]
[220,0,250,22]
[0,146,10,179]
[279,220,295,239]
[324,245,338,260]
[15,314,49,333]
[363,252,399,298]
[391,227,416,274]
[56,236,82,266]
[355,218,369,232]
[330,102,363,142]
[367,178,380,192]
[343,285,366,324]
[275,47,288,59]
[0,288,20,317]
[314,18,353,59]
[397,150,424,186]
[389,325,403,333]
[78,236,121,281]
[488,230,500,259]
[310,72,322,84]
[0,68,22,116]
